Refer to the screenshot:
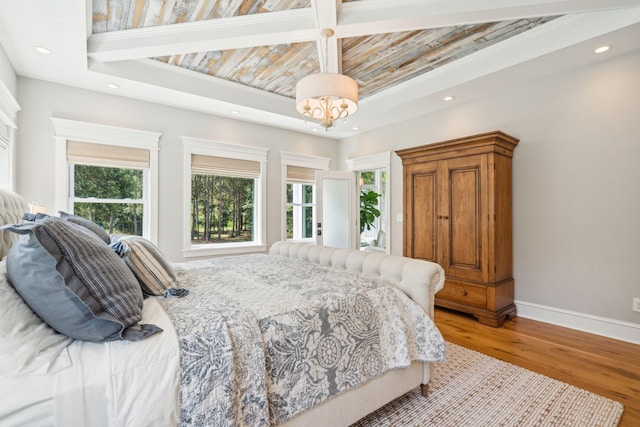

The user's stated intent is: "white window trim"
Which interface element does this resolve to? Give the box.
[280,152,330,242]
[345,151,390,172]
[183,136,269,257]
[52,117,161,243]
[0,80,19,132]
[346,151,391,254]
[0,80,20,190]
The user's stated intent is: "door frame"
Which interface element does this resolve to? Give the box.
[346,151,391,254]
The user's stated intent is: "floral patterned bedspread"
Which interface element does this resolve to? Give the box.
[159,254,445,426]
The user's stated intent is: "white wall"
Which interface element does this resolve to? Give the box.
[14,77,338,261]
[339,52,640,327]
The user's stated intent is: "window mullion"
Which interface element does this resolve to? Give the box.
[71,197,145,204]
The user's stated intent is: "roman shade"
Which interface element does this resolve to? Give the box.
[0,124,8,150]
[67,140,150,169]
[191,154,260,179]
[286,165,316,182]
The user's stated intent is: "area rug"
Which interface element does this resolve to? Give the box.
[352,342,624,427]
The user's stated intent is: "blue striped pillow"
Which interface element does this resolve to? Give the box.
[1,217,161,342]
[59,211,111,244]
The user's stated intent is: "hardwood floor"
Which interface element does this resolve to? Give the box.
[434,308,640,427]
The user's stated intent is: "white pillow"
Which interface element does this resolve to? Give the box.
[0,260,73,376]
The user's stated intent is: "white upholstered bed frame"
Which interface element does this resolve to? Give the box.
[0,188,28,260]
[270,241,445,427]
[0,188,444,426]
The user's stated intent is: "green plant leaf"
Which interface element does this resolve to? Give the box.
[360,190,381,234]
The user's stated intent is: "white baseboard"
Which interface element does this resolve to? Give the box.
[514,300,640,345]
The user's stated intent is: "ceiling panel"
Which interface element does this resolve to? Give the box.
[92,0,311,33]
[343,17,558,98]
[153,41,318,97]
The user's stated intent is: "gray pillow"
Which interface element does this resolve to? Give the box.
[1,217,161,342]
[58,211,111,244]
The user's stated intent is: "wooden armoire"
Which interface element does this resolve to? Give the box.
[396,131,518,327]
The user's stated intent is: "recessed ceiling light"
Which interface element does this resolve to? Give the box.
[352,126,360,131]
[312,128,319,132]
[106,83,119,89]
[231,110,240,114]
[34,46,51,55]
[443,95,455,101]
[594,45,610,54]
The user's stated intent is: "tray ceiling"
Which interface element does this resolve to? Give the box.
[91,0,555,99]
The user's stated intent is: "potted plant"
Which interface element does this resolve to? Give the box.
[360,189,381,234]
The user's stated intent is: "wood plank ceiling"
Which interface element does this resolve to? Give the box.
[92,0,557,100]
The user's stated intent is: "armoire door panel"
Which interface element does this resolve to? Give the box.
[449,167,480,268]
[411,170,437,262]
[444,155,488,283]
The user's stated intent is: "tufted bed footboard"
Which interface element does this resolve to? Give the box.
[269,241,445,427]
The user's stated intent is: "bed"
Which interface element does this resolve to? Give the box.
[0,187,446,427]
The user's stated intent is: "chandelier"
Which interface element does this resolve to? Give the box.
[295,29,358,129]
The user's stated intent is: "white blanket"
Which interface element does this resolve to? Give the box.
[55,297,180,427]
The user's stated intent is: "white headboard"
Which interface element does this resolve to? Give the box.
[269,241,444,319]
[0,188,28,260]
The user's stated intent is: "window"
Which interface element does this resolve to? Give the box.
[280,152,330,242]
[183,137,268,257]
[359,169,386,247]
[0,123,8,150]
[70,164,145,236]
[191,159,255,244]
[53,118,161,242]
[0,123,10,189]
[346,151,391,253]
[286,181,314,240]
[0,83,19,190]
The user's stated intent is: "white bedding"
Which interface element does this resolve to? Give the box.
[1,374,55,427]
[1,297,180,427]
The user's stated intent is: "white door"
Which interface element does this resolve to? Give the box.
[315,170,357,249]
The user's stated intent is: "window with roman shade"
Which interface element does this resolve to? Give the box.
[280,152,330,242]
[66,141,151,237]
[53,118,161,243]
[183,137,268,257]
[0,124,9,150]
[0,123,10,189]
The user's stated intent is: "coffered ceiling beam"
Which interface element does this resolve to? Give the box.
[335,0,640,38]
[310,0,341,74]
[89,57,299,118]
[88,8,316,62]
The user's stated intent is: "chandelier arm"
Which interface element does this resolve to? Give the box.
[330,105,349,121]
